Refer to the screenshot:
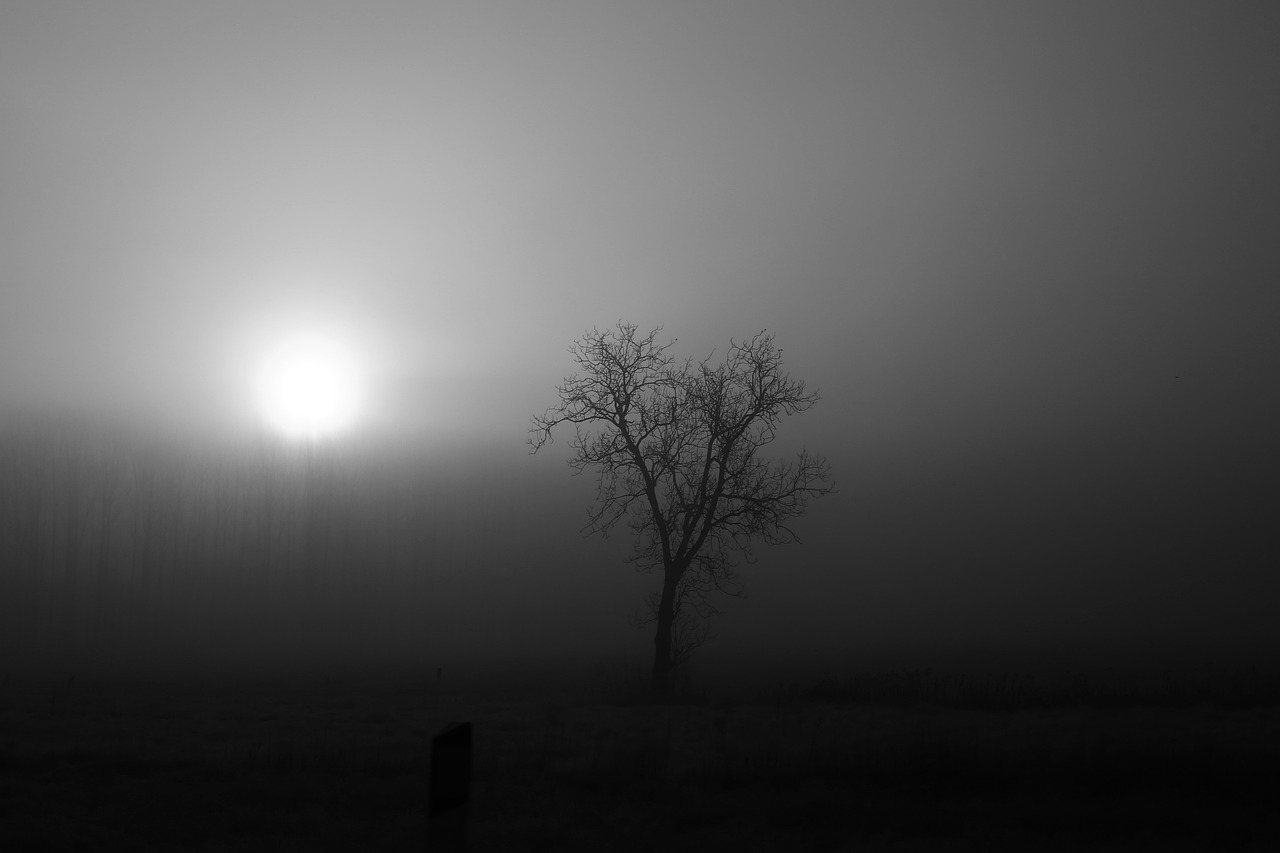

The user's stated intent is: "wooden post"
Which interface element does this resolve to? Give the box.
[428,721,472,851]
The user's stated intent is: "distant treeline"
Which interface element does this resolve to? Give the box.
[0,414,514,675]
[764,666,1280,710]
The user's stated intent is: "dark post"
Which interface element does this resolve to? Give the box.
[428,721,472,851]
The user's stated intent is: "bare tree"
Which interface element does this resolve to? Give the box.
[530,322,834,698]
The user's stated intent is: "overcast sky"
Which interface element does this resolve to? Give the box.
[2,1,1277,677]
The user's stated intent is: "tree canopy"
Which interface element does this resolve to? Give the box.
[530,322,834,696]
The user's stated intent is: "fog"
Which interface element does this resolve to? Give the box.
[0,413,648,675]
[3,396,1276,682]
[2,2,1278,683]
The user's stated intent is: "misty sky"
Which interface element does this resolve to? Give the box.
[2,2,1278,676]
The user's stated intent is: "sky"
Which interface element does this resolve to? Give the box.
[2,1,1278,680]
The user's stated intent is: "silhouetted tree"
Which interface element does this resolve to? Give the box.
[530,322,834,698]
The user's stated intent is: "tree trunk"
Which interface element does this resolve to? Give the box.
[650,569,679,699]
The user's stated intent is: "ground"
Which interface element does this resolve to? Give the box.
[2,664,1277,851]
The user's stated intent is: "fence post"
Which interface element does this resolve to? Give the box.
[428,721,472,851]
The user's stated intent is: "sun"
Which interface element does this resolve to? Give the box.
[255,335,362,439]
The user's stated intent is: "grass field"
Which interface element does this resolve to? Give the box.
[2,663,1278,851]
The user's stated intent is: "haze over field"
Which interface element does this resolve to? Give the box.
[1,1,1277,681]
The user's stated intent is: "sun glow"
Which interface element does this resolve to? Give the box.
[256,335,362,439]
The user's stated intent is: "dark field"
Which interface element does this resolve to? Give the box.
[3,662,1278,852]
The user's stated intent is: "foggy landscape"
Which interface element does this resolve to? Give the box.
[2,1,1278,850]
